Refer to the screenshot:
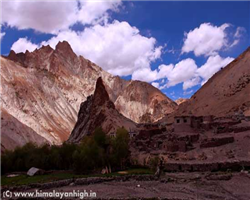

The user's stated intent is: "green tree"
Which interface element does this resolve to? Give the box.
[93,127,107,148]
[72,136,104,174]
[111,127,130,169]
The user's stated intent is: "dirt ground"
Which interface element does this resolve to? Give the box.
[26,172,250,200]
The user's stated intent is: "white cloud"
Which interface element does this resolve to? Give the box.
[2,0,121,34]
[163,58,198,88]
[157,64,175,80]
[183,76,200,90]
[132,68,158,82]
[132,58,198,90]
[197,55,234,85]
[151,82,160,89]
[0,32,5,40]
[11,20,162,78]
[11,38,38,53]
[182,23,230,56]
[77,1,121,25]
[144,54,234,91]
[41,20,162,77]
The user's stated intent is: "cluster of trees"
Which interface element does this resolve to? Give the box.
[1,127,130,174]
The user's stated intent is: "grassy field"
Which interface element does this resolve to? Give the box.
[1,168,153,187]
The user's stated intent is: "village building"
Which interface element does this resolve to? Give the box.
[109,132,116,138]
[129,128,138,138]
[174,116,201,132]
[174,115,214,133]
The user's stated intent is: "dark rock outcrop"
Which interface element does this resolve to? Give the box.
[68,77,137,143]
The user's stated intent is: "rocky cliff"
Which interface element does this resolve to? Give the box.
[115,81,177,123]
[68,77,137,143]
[1,41,176,147]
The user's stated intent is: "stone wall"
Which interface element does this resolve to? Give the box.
[162,140,187,152]
[164,160,250,172]
[200,136,234,148]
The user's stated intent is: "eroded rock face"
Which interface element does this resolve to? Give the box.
[177,47,250,117]
[1,41,176,148]
[1,108,48,151]
[115,81,177,123]
[68,77,137,143]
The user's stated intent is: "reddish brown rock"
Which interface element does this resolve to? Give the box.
[176,47,250,117]
[175,98,188,105]
[1,41,176,149]
[68,77,137,143]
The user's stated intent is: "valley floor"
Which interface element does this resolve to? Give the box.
[5,172,250,200]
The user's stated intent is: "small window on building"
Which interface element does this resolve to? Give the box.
[176,119,180,123]
[184,118,187,123]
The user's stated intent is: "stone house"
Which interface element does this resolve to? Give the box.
[174,116,201,132]
[174,115,214,132]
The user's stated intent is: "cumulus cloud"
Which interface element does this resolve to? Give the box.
[132,68,158,82]
[183,76,200,90]
[151,82,160,89]
[0,32,5,40]
[77,1,121,25]
[11,38,39,53]
[161,55,233,90]
[163,59,198,88]
[11,20,162,77]
[2,0,121,33]
[132,58,199,90]
[182,23,230,56]
[137,54,234,91]
[176,22,239,89]
[197,55,234,85]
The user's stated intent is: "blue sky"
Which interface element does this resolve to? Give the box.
[1,1,250,100]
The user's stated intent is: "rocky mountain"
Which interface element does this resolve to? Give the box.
[177,47,250,117]
[1,108,48,151]
[115,81,177,123]
[175,98,189,105]
[68,77,137,143]
[1,41,176,147]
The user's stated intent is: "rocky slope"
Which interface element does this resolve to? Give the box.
[1,108,48,151]
[175,98,189,105]
[115,81,177,123]
[177,47,250,117]
[68,77,137,143]
[1,41,176,147]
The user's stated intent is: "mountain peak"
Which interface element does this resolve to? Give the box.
[55,41,76,59]
[67,77,135,143]
[7,50,26,66]
[39,45,53,53]
[55,41,73,51]
[7,50,17,59]
[93,77,114,108]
